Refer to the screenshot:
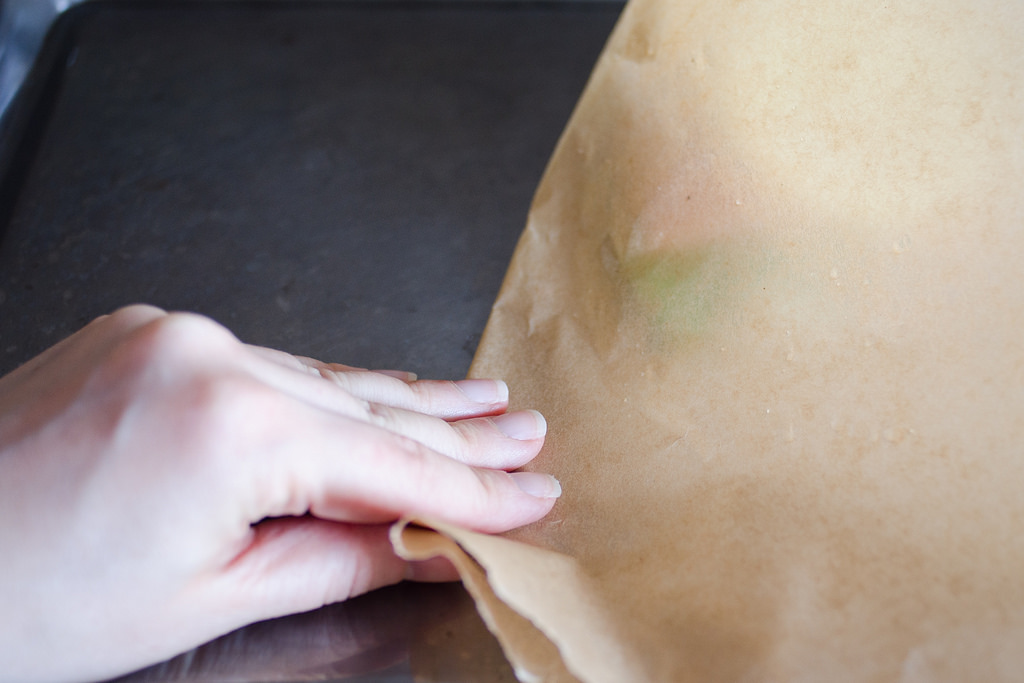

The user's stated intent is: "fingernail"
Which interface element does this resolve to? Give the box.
[455,378,509,404]
[510,472,562,499]
[491,410,546,440]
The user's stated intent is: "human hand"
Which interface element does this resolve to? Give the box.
[0,305,559,683]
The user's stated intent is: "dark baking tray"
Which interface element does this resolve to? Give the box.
[0,1,621,681]
[0,0,621,378]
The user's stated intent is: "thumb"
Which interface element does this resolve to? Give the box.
[215,516,457,622]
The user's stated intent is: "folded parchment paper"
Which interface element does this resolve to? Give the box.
[395,0,1024,680]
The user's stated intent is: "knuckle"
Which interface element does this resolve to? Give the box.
[172,373,283,463]
[196,372,276,427]
[312,363,340,382]
[146,312,234,356]
[468,468,509,518]
[87,313,236,407]
[452,419,487,451]
[113,312,236,374]
[359,372,419,410]
[91,303,165,332]
[364,400,394,426]
[108,303,167,324]
[366,401,409,432]
[386,433,434,474]
[385,434,450,493]
[376,433,512,524]
[407,381,445,414]
[314,364,358,390]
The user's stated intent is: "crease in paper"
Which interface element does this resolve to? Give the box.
[391,520,637,683]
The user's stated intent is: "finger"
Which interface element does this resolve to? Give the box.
[229,361,532,469]
[291,358,510,419]
[361,403,547,470]
[239,346,511,420]
[252,411,560,533]
[245,346,418,382]
[245,344,366,375]
[217,517,458,622]
[340,375,509,420]
[370,369,419,382]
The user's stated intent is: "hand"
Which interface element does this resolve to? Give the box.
[0,305,560,683]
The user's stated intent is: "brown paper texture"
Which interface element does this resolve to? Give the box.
[398,0,1024,680]
[391,520,634,683]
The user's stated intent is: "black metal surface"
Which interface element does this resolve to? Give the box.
[110,581,521,683]
[0,0,621,379]
[0,2,621,680]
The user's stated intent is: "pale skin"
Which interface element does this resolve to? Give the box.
[0,304,561,683]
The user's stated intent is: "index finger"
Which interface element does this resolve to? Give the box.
[243,344,512,420]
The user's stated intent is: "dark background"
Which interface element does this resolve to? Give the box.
[0,0,621,379]
[0,2,621,680]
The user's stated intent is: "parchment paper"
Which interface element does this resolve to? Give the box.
[396,0,1024,680]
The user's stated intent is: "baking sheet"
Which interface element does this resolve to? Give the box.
[0,0,622,379]
[0,2,622,681]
